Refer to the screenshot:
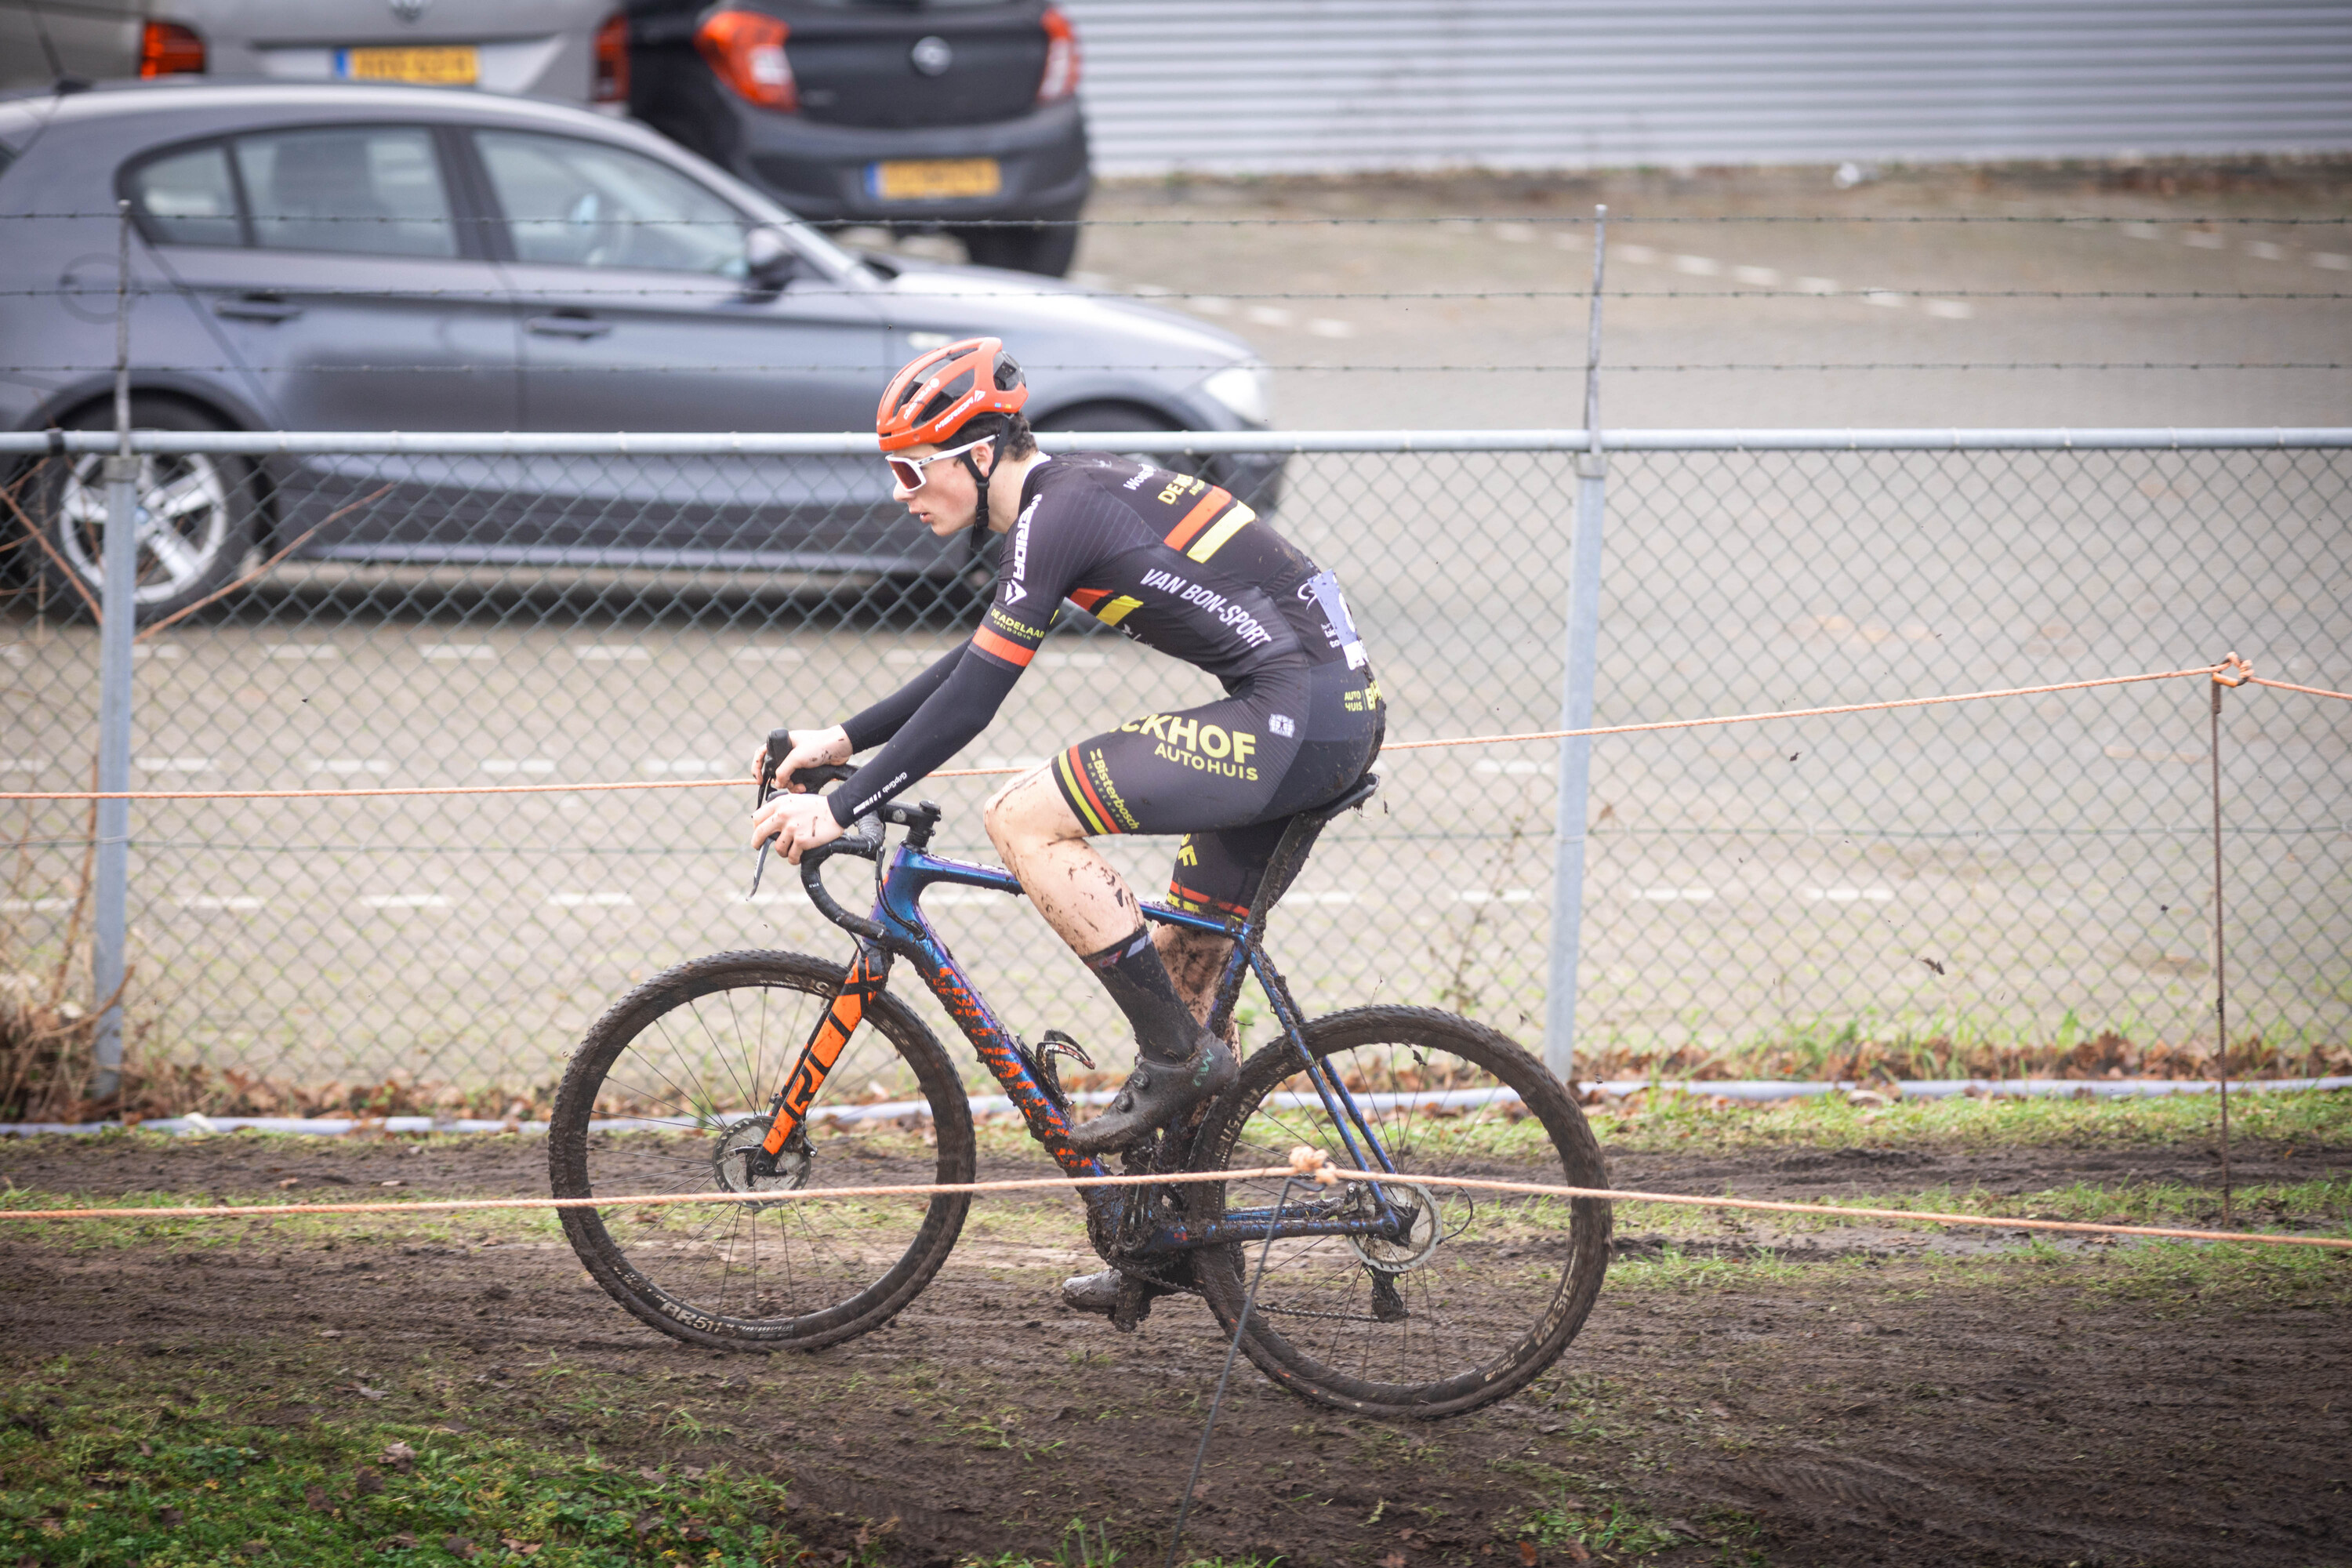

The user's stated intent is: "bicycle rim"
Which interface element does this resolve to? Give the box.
[549,949,975,1350]
[1186,1005,1611,1417]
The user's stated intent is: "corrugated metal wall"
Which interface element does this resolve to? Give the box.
[1060,2,2352,176]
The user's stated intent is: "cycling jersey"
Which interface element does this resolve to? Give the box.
[829,452,1382,913]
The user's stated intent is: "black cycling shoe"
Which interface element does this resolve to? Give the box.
[1063,1035,1237,1156]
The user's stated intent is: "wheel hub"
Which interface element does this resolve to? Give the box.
[711,1116,811,1213]
[1346,1181,1444,1274]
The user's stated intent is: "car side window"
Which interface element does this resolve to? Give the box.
[475,131,747,275]
[127,144,242,248]
[234,127,456,259]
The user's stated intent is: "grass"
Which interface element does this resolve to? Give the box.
[0,1352,802,1566]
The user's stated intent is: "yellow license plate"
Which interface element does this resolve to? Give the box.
[869,158,1003,201]
[337,45,479,85]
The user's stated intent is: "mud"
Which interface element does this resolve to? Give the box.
[5,1130,2348,1566]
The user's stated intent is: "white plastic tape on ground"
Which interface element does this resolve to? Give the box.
[3,1076,2347,1138]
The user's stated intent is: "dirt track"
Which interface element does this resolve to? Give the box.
[5,1130,2349,1566]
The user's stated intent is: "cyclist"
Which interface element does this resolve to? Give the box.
[752,338,1382,1296]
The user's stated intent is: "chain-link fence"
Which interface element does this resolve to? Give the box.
[3,430,2348,1107]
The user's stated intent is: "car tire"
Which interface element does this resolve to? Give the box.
[954,220,1079,278]
[21,400,260,624]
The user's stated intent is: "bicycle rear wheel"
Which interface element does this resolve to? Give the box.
[549,950,975,1351]
[1184,1006,1611,1417]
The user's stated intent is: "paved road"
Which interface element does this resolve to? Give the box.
[5,169,2347,1098]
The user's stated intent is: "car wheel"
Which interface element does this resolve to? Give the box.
[954,220,1079,278]
[24,401,260,623]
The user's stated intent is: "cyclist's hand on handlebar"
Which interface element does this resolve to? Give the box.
[750,726,851,793]
[752,790,847,866]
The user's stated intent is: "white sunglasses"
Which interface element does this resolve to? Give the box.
[885,436,994,492]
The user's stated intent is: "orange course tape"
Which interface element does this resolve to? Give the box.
[6,1156,2347,1251]
[0,661,2238,801]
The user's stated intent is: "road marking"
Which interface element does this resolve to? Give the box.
[1307,318,1355,338]
[1796,276,1838,295]
[1925,299,1973,319]
[136,757,214,771]
[641,757,730,775]
[1188,295,1233,315]
[421,644,495,661]
[575,647,651,662]
[266,644,338,660]
[361,894,450,909]
[1864,289,1906,309]
[548,892,633,908]
[0,898,69,913]
[1457,889,1537,904]
[1671,254,1719,276]
[1131,282,1173,296]
[1473,759,1546,775]
[1245,305,1293,328]
[177,895,263,911]
[1802,887,1893,902]
[1613,243,1657,264]
[2315,253,2350,270]
[2184,230,2225,249]
[1733,264,1780,286]
[2123,222,2158,239]
[481,760,556,774]
[731,647,806,662]
[1635,888,1714,902]
[307,759,392,775]
[2245,241,2284,261]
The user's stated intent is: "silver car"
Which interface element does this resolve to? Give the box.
[0,0,626,107]
[0,79,1276,617]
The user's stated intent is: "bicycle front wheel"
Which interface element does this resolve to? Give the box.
[549,950,975,1351]
[1185,1006,1611,1417]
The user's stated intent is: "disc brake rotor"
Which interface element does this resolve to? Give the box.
[1345,1180,1444,1274]
[710,1116,811,1214]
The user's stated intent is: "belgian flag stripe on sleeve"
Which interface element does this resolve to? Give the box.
[971,624,1036,666]
[1162,487,1234,553]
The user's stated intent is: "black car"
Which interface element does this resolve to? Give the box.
[625,0,1088,276]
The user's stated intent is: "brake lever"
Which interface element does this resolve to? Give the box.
[749,739,781,898]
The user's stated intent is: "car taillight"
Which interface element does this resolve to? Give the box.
[1036,5,1079,103]
[696,10,797,113]
[593,11,629,103]
[139,20,205,78]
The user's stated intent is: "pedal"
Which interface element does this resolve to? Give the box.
[1370,1271,1410,1323]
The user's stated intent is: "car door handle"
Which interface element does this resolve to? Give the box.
[526,314,613,339]
[214,294,303,323]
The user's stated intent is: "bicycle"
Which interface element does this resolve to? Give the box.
[549,765,1613,1418]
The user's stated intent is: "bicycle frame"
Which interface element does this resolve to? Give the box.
[758,818,1417,1261]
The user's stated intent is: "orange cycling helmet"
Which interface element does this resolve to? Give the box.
[876,336,1028,452]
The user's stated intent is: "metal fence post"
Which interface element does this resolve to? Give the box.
[1543,208,1608,1083]
[89,200,137,1105]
